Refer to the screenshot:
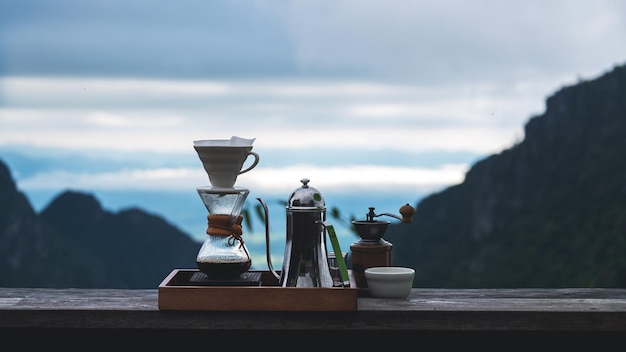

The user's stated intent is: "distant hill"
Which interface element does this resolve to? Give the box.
[0,161,200,288]
[386,63,626,288]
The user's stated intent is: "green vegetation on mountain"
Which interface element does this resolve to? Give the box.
[386,63,626,288]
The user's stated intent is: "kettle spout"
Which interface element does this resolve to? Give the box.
[256,198,281,281]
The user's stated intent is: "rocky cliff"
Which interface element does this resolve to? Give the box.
[386,63,626,288]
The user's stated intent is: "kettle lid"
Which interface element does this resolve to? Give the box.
[287,178,325,210]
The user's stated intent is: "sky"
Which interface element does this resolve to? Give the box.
[1,0,626,234]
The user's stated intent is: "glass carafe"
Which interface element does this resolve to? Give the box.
[196,186,252,279]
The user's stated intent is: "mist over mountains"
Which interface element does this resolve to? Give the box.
[1,62,625,288]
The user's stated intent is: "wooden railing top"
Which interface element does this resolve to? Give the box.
[2,287,626,334]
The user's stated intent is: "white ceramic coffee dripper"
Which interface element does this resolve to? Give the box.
[193,137,259,188]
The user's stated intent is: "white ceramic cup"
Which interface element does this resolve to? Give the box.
[364,266,415,299]
[194,146,260,188]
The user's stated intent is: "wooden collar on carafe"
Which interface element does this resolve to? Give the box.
[206,214,244,237]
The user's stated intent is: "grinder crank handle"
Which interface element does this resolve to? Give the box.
[369,203,416,223]
[399,203,416,223]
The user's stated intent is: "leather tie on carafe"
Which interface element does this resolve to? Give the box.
[206,214,251,260]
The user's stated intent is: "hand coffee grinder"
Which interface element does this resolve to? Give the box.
[350,204,415,288]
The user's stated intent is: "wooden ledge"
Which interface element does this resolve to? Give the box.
[1,287,626,335]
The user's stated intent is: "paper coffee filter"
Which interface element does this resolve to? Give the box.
[193,136,256,147]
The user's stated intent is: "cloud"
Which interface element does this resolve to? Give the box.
[278,0,626,84]
[240,163,469,194]
[3,0,625,84]
[2,0,625,206]
[15,163,469,196]
[0,76,531,154]
[0,0,295,78]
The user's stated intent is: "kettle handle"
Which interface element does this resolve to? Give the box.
[256,198,281,281]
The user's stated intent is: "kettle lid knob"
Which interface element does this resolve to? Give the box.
[287,178,325,209]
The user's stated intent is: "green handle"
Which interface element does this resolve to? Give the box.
[323,221,350,287]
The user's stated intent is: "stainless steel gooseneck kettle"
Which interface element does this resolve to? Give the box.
[257,178,334,287]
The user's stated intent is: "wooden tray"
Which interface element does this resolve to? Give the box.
[158,269,358,311]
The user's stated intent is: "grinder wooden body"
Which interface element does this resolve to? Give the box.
[350,239,392,289]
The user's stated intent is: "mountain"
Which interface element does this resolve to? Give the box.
[386,63,626,288]
[0,161,201,288]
